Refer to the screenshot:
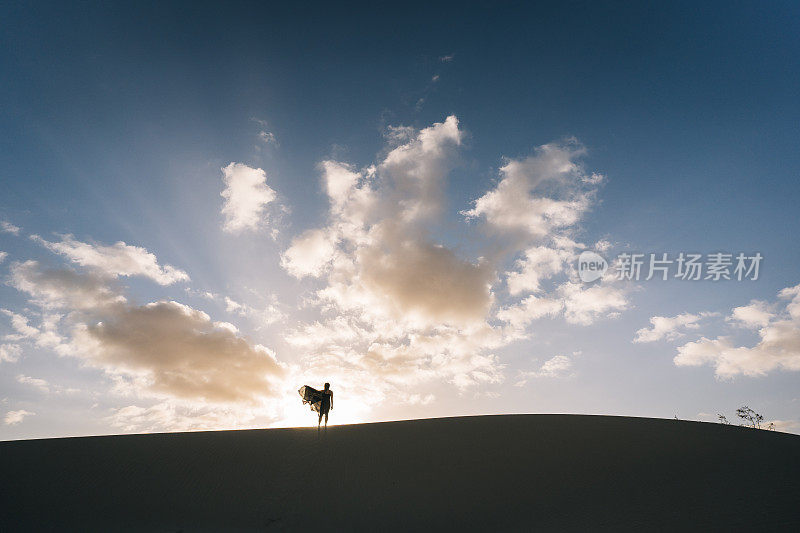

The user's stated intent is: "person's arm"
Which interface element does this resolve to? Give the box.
[330,391,333,410]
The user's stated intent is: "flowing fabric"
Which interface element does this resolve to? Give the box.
[298,385,324,413]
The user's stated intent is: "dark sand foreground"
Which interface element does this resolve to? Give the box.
[1,415,799,531]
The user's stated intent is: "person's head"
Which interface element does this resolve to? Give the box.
[324,382,330,390]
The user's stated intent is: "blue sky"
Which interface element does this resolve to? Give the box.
[1,2,799,438]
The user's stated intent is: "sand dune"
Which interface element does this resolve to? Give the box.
[1,415,798,531]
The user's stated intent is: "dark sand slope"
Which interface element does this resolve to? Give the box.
[1,415,799,532]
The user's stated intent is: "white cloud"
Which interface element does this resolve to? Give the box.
[279,117,513,393]
[4,409,34,425]
[496,294,564,329]
[2,308,64,351]
[0,344,21,363]
[497,280,628,328]
[284,316,371,349]
[558,281,628,325]
[515,354,574,385]
[634,312,712,343]
[767,419,800,434]
[675,283,800,377]
[32,234,189,285]
[727,300,774,329]
[462,140,598,238]
[358,237,495,326]
[9,260,126,310]
[281,228,337,278]
[251,118,277,147]
[8,261,285,405]
[538,354,573,377]
[467,141,627,329]
[506,246,572,295]
[675,336,798,378]
[71,300,285,404]
[594,239,612,252]
[223,296,244,314]
[184,288,285,327]
[1,221,20,235]
[16,374,50,393]
[2,308,40,340]
[224,295,285,326]
[0,251,7,263]
[283,116,489,330]
[0,309,64,350]
[184,288,219,301]
[258,130,277,145]
[220,162,277,233]
[280,117,623,407]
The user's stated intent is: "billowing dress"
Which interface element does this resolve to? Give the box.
[298,385,324,413]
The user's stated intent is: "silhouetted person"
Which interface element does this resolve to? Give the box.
[318,382,333,430]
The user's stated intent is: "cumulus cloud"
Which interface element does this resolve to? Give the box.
[9,260,125,310]
[558,281,628,325]
[634,312,714,343]
[2,308,40,340]
[284,303,512,394]
[506,246,572,295]
[220,162,277,233]
[4,410,34,425]
[465,141,627,330]
[463,140,599,238]
[31,235,189,285]
[1,221,21,235]
[0,251,7,263]
[8,260,285,406]
[674,283,800,377]
[282,116,489,329]
[0,343,21,363]
[73,300,284,403]
[515,354,575,385]
[16,374,50,393]
[497,280,628,328]
[496,294,564,328]
[280,117,516,396]
[1,308,65,352]
[727,300,774,328]
[537,355,573,376]
[279,117,623,406]
[358,237,494,325]
[280,228,337,278]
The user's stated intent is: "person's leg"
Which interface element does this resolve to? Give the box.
[318,410,323,427]
[324,411,329,427]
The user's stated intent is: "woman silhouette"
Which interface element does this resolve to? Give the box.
[318,382,333,429]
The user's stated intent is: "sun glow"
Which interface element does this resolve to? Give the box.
[270,393,371,428]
